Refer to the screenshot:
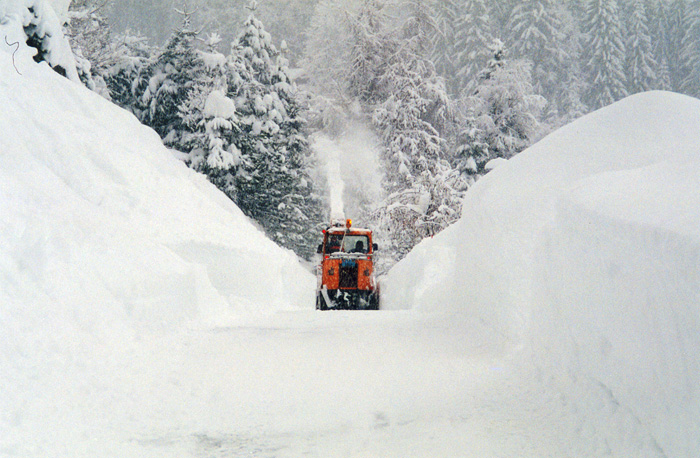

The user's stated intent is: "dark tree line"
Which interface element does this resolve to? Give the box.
[25,0,700,266]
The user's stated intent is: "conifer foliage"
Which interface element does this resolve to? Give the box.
[363,1,462,263]
[457,40,545,179]
[680,2,700,97]
[225,12,325,259]
[452,0,494,94]
[48,0,700,265]
[625,0,656,94]
[582,0,628,109]
[15,0,80,81]
[136,9,207,148]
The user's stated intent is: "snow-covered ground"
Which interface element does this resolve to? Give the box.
[2,8,700,457]
[385,90,700,456]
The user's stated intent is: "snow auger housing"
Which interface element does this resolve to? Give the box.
[316,219,379,310]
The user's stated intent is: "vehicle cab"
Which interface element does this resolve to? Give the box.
[316,219,379,310]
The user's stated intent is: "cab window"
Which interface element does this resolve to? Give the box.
[341,235,369,254]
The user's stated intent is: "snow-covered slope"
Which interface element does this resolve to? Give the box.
[1,19,316,455]
[1,19,314,319]
[384,91,700,456]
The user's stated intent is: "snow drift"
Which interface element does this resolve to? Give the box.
[0,28,314,324]
[0,17,315,455]
[384,90,700,456]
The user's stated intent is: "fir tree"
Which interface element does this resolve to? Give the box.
[102,31,154,114]
[582,0,628,109]
[302,0,354,101]
[646,0,672,90]
[65,0,113,95]
[507,0,572,120]
[458,40,545,178]
[666,0,689,91]
[625,0,656,94]
[178,40,240,198]
[228,11,325,259]
[430,0,460,92]
[680,1,700,97]
[453,0,494,95]
[347,0,394,105]
[136,8,207,149]
[370,1,461,263]
[21,0,80,81]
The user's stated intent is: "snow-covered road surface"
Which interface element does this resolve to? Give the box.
[93,310,661,458]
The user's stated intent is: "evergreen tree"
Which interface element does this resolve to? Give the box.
[646,0,673,90]
[228,11,325,259]
[453,0,494,95]
[582,0,628,109]
[507,0,572,120]
[136,9,207,149]
[457,40,545,179]
[370,1,461,263]
[566,0,587,24]
[666,0,689,91]
[625,0,656,94]
[102,31,154,114]
[489,0,518,38]
[680,1,700,97]
[347,0,394,105]
[20,0,80,81]
[178,41,240,198]
[302,0,355,101]
[430,0,460,92]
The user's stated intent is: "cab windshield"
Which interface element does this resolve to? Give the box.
[325,234,369,254]
[341,235,369,254]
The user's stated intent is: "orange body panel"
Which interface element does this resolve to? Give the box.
[318,227,376,292]
[321,258,340,290]
[320,257,374,290]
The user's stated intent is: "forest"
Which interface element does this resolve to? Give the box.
[46,0,700,267]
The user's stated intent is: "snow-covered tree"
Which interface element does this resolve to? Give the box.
[65,0,113,94]
[227,11,325,259]
[430,0,460,91]
[14,0,80,81]
[680,1,700,97]
[301,0,359,135]
[302,0,354,99]
[582,0,627,109]
[507,0,573,120]
[178,43,240,198]
[135,8,207,149]
[625,0,656,94]
[347,0,394,105]
[452,0,494,95]
[489,0,518,37]
[370,1,461,262]
[665,0,690,91]
[647,0,672,90]
[457,39,545,179]
[102,30,154,113]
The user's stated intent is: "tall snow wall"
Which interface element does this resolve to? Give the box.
[383,91,700,456]
[0,17,315,328]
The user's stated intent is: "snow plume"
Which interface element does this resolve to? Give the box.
[383,91,700,456]
[311,124,382,225]
[313,134,345,220]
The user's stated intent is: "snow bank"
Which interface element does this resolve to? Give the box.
[384,91,700,456]
[0,23,315,456]
[0,30,313,324]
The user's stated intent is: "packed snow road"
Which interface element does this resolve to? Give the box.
[101,310,636,458]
